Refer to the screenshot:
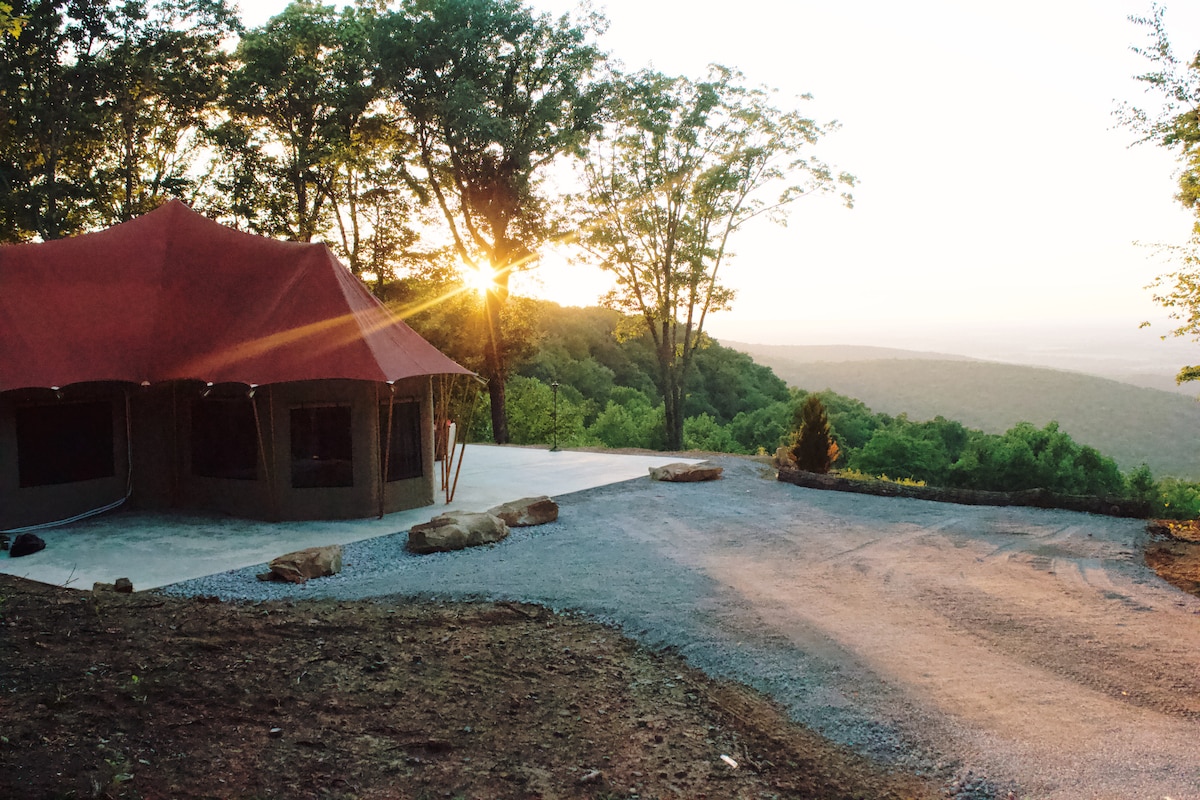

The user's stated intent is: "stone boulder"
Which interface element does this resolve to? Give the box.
[260,545,343,584]
[407,511,509,554]
[648,461,723,482]
[91,579,134,593]
[9,533,46,558]
[487,496,559,527]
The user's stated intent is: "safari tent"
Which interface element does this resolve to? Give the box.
[0,200,471,530]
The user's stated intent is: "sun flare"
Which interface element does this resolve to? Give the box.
[464,262,499,296]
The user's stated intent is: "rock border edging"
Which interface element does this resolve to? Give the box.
[776,467,1150,518]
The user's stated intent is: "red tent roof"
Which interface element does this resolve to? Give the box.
[0,200,470,391]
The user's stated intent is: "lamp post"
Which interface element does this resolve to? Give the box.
[550,380,560,452]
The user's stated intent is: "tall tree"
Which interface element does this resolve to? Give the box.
[0,0,116,240]
[791,393,837,473]
[1123,5,1200,382]
[577,67,854,450]
[374,0,607,443]
[324,111,431,287]
[95,0,239,224]
[0,0,236,240]
[205,1,375,241]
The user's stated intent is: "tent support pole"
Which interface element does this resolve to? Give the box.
[380,383,395,519]
[250,386,272,518]
[171,382,180,509]
[268,386,280,521]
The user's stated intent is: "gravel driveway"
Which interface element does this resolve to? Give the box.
[166,456,1200,799]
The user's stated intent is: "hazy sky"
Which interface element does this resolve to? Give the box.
[240,0,1200,357]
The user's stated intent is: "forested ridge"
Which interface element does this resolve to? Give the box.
[727,342,1200,480]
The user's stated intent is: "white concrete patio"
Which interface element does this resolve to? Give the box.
[0,445,697,591]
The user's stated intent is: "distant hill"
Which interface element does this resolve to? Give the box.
[722,341,1200,479]
[720,343,979,364]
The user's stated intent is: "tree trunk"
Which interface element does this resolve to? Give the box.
[43,159,59,240]
[652,319,687,451]
[487,374,509,444]
[660,355,684,452]
[483,288,510,444]
[664,388,683,451]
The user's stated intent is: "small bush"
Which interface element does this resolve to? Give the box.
[1157,477,1200,519]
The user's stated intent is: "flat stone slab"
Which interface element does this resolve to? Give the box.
[260,545,343,584]
[408,511,510,554]
[487,496,559,527]
[649,462,724,482]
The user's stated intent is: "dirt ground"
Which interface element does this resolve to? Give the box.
[0,573,940,800]
[1145,518,1200,597]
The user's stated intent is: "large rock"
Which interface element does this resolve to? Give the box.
[487,496,558,527]
[772,446,796,470]
[264,545,343,584]
[9,533,46,558]
[648,461,723,482]
[407,511,509,554]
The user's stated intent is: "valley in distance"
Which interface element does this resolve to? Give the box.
[720,329,1200,481]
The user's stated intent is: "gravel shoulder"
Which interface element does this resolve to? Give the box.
[164,455,1200,799]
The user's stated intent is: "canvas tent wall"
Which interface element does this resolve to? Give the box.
[0,201,471,529]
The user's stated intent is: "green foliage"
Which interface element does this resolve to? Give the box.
[586,390,665,451]
[683,413,738,453]
[1123,5,1200,220]
[846,418,1125,496]
[0,0,239,241]
[446,299,792,454]
[503,377,587,447]
[207,1,375,241]
[1126,463,1159,507]
[470,376,587,448]
[839,469,927,488]
[514,301,786,437]
[685,345,789,422]
[397,277,541,383]
[0,2,24,38]
[1156,477,1200,519]
[727,401,792,455]
[849,425,948,484]
[1122,8,1200,380]
[818,390,888,451]
[791,394,836,473]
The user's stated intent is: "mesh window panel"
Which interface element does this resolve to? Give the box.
[379,401,423,482]
[191,397,258,480]
[290,406,354,488]
[16,401,115,487]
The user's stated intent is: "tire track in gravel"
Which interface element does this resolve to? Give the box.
[604,459,1200,799]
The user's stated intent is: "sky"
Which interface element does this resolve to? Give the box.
[239,0,1200,367]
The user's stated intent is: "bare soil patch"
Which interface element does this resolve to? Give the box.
[1145,519,1200,598]
[0,574,938,800]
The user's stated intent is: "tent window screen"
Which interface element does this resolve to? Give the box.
[379,401,422,482]
[16,401,115,487]
[291,406,353,488]
[191,398,258,480]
